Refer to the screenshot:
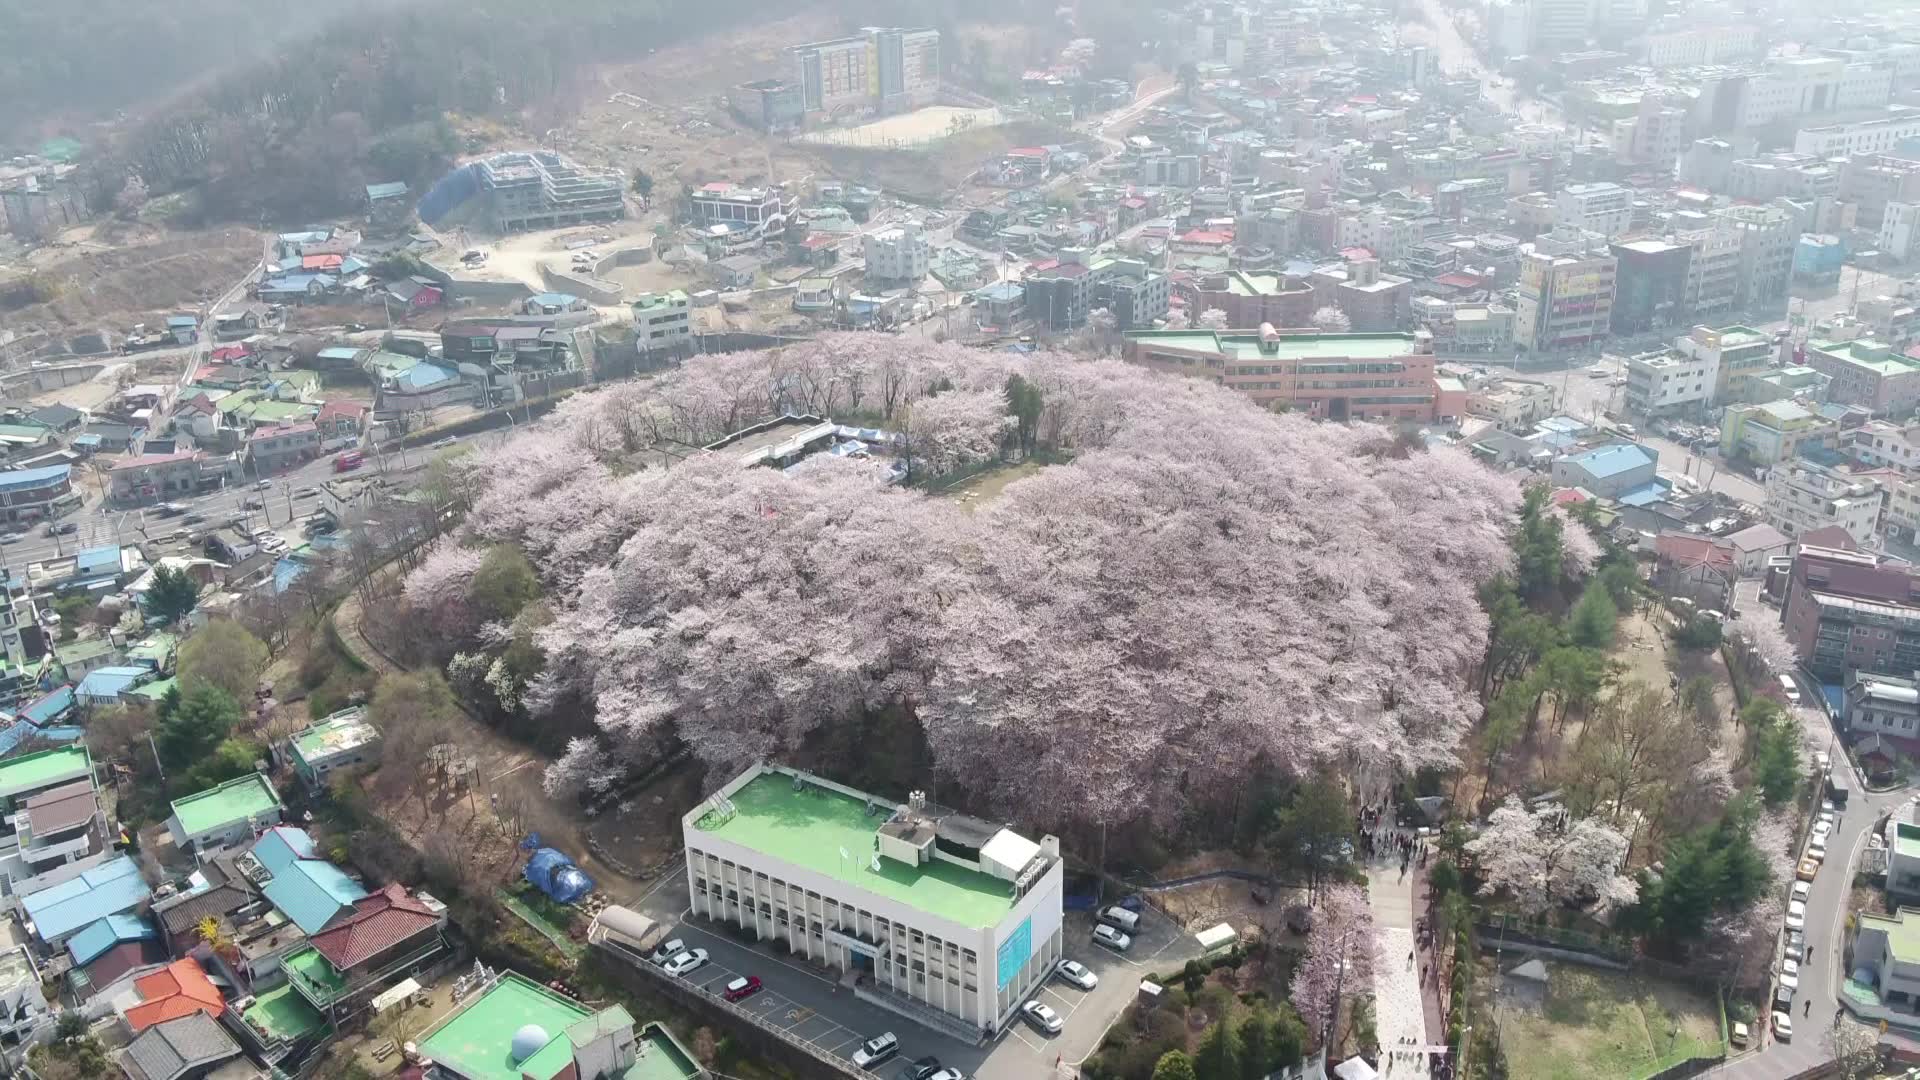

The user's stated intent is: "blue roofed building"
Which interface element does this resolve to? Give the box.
[20,855,150,945]
[164,316,198,346]
[66,913,157,967]
[0,464,78,526]
[16,686,75,727]
[74,666,152,708]
[1549,442,1659,499]
[247,827,368,934]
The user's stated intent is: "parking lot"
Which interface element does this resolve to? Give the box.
[622,865,1204,1078]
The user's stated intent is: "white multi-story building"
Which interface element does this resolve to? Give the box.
[1739,57,1894,130]
[862,225,931,285]
[1556,182,1635,238]
[1883,203,1920,262]
[1764,458,1886,546]
[1794,113,1920,157]
[0,746,105,913]
[1624,346,1718,416]
[1639,24,1759,67]
[631,291,692,355]
[1466,377,1558,431]
[683,765,1064,1033]
[1847,420,1920,474]
[1719,204,1796,309]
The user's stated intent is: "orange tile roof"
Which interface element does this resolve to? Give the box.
[126,958,224,1031]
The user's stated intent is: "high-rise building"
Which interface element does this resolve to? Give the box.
[1516,226,1618,355]
[791,28,940,119]
[1609,239,1692,336]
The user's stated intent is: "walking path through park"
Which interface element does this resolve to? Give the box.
[1369,839,1436,1079]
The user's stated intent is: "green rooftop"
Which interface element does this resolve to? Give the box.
[244,983,328,1043]
[1861,908,1920,965]
[1898,823,1920,863]
[292,707,378,766]
[1808,338,1920,377]
[170,772,280,836]
[283,947,346,1004]
[697,771,1017,928]
[1125,329,1418,362]
[126,677,176,702]
[419,972,594,1080]
[0,746,90,799]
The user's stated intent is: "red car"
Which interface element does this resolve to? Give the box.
[722,975,762,1002]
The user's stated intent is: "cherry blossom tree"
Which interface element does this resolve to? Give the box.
[1554,506,1603,577]
[1290,884,1374,1042]
[1196,307,1231,330]
[404,541,486,637]
[1465,796,1636,918]
[435,335,1522,826]
[1731,612,1796,680]
[1311,305,1352,333]
[1162,308,1190,330]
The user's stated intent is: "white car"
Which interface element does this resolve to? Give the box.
[1786,900,1807,930]
[1791,880,1811,902]
[1779,957,1800,991]
[1773,1011,1793,1042]
[647,938,685,964]
[1021,1000,1063,1034]
[927,1070,966,1080]
[851,1032,899,1069]
[1054,959,1098,990]
[254,479,273,490]
[1811,820,1833,839]
[1092,924,1132,952]
[660,948,708,977]
[1808,836,1828,861]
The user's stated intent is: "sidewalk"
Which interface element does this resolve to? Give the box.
[1368,848,1434,1079]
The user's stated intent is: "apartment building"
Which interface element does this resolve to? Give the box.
[684,765,1062,1032]
[1556,183,1635,238]
[1666,324,1776,403]
[1121,327,1465,423]
[1765,459,1885,547]
[1803,337,1920,414]
[792,28,940,117]
[1726,155,1841,201]
[1781,543,1920,679]
[1516,226,1617,355]
[1624,345,1717,416]
[862,225,930,285]
[1639,24,1759,67]
[1188,270,1317,329]
[1719,204,1796,309]
[632,291,693,355]
[1090,259,1171,331]
[1323,258,1412,332]
[1847,420,1920,474]
[1841,155,1920,231]
[1721,400,1839,465]
[1669,213,1744,321]
[1026,263,1096,331]
[0,747,105,912]
[1795,113,1920,157]
[1883,203,1920,262]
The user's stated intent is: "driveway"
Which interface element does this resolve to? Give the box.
[628,867,1203,1078]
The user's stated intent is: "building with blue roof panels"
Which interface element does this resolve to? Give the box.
[0,464,77,526]
[263,858,368,935]
[1549,442,1659,499]
[17,687,75,727]
[74,666,152,707]
[252,826,317,874]
[66,913,157,967]
[21,855,150,945]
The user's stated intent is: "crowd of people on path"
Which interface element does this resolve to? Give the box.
[1358,803,1432,882]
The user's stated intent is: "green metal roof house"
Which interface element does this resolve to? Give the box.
[287,707,380,790]
[418,971,704,1080]
[167,772,281,856]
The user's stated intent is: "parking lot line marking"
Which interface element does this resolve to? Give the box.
[1010,1027,1048,1054]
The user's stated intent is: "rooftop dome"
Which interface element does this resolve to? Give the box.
[510,1024,550,1063]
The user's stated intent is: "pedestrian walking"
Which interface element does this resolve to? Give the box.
[1804,999,1811,1016]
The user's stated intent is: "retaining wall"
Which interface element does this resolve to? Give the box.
[444,278,536,305]
[0,362,104,395]
[539,264,624,306]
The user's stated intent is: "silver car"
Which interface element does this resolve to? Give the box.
[1022,1000,1063,1034]
[1054,958,1098,990]
[1092,924,1132,952]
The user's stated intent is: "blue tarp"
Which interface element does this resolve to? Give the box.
[523,848,594,905]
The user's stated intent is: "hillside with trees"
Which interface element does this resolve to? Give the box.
[400,336,1522,836]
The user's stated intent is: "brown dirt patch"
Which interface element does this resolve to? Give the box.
[3,227,259,332]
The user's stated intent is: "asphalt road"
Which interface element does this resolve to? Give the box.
[623,866,1202,1079]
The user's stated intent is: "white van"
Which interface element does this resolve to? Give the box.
[1099,905,1141,933]
[1778,673,1802,706]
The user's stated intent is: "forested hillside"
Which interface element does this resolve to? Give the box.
[0,0,370,144]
